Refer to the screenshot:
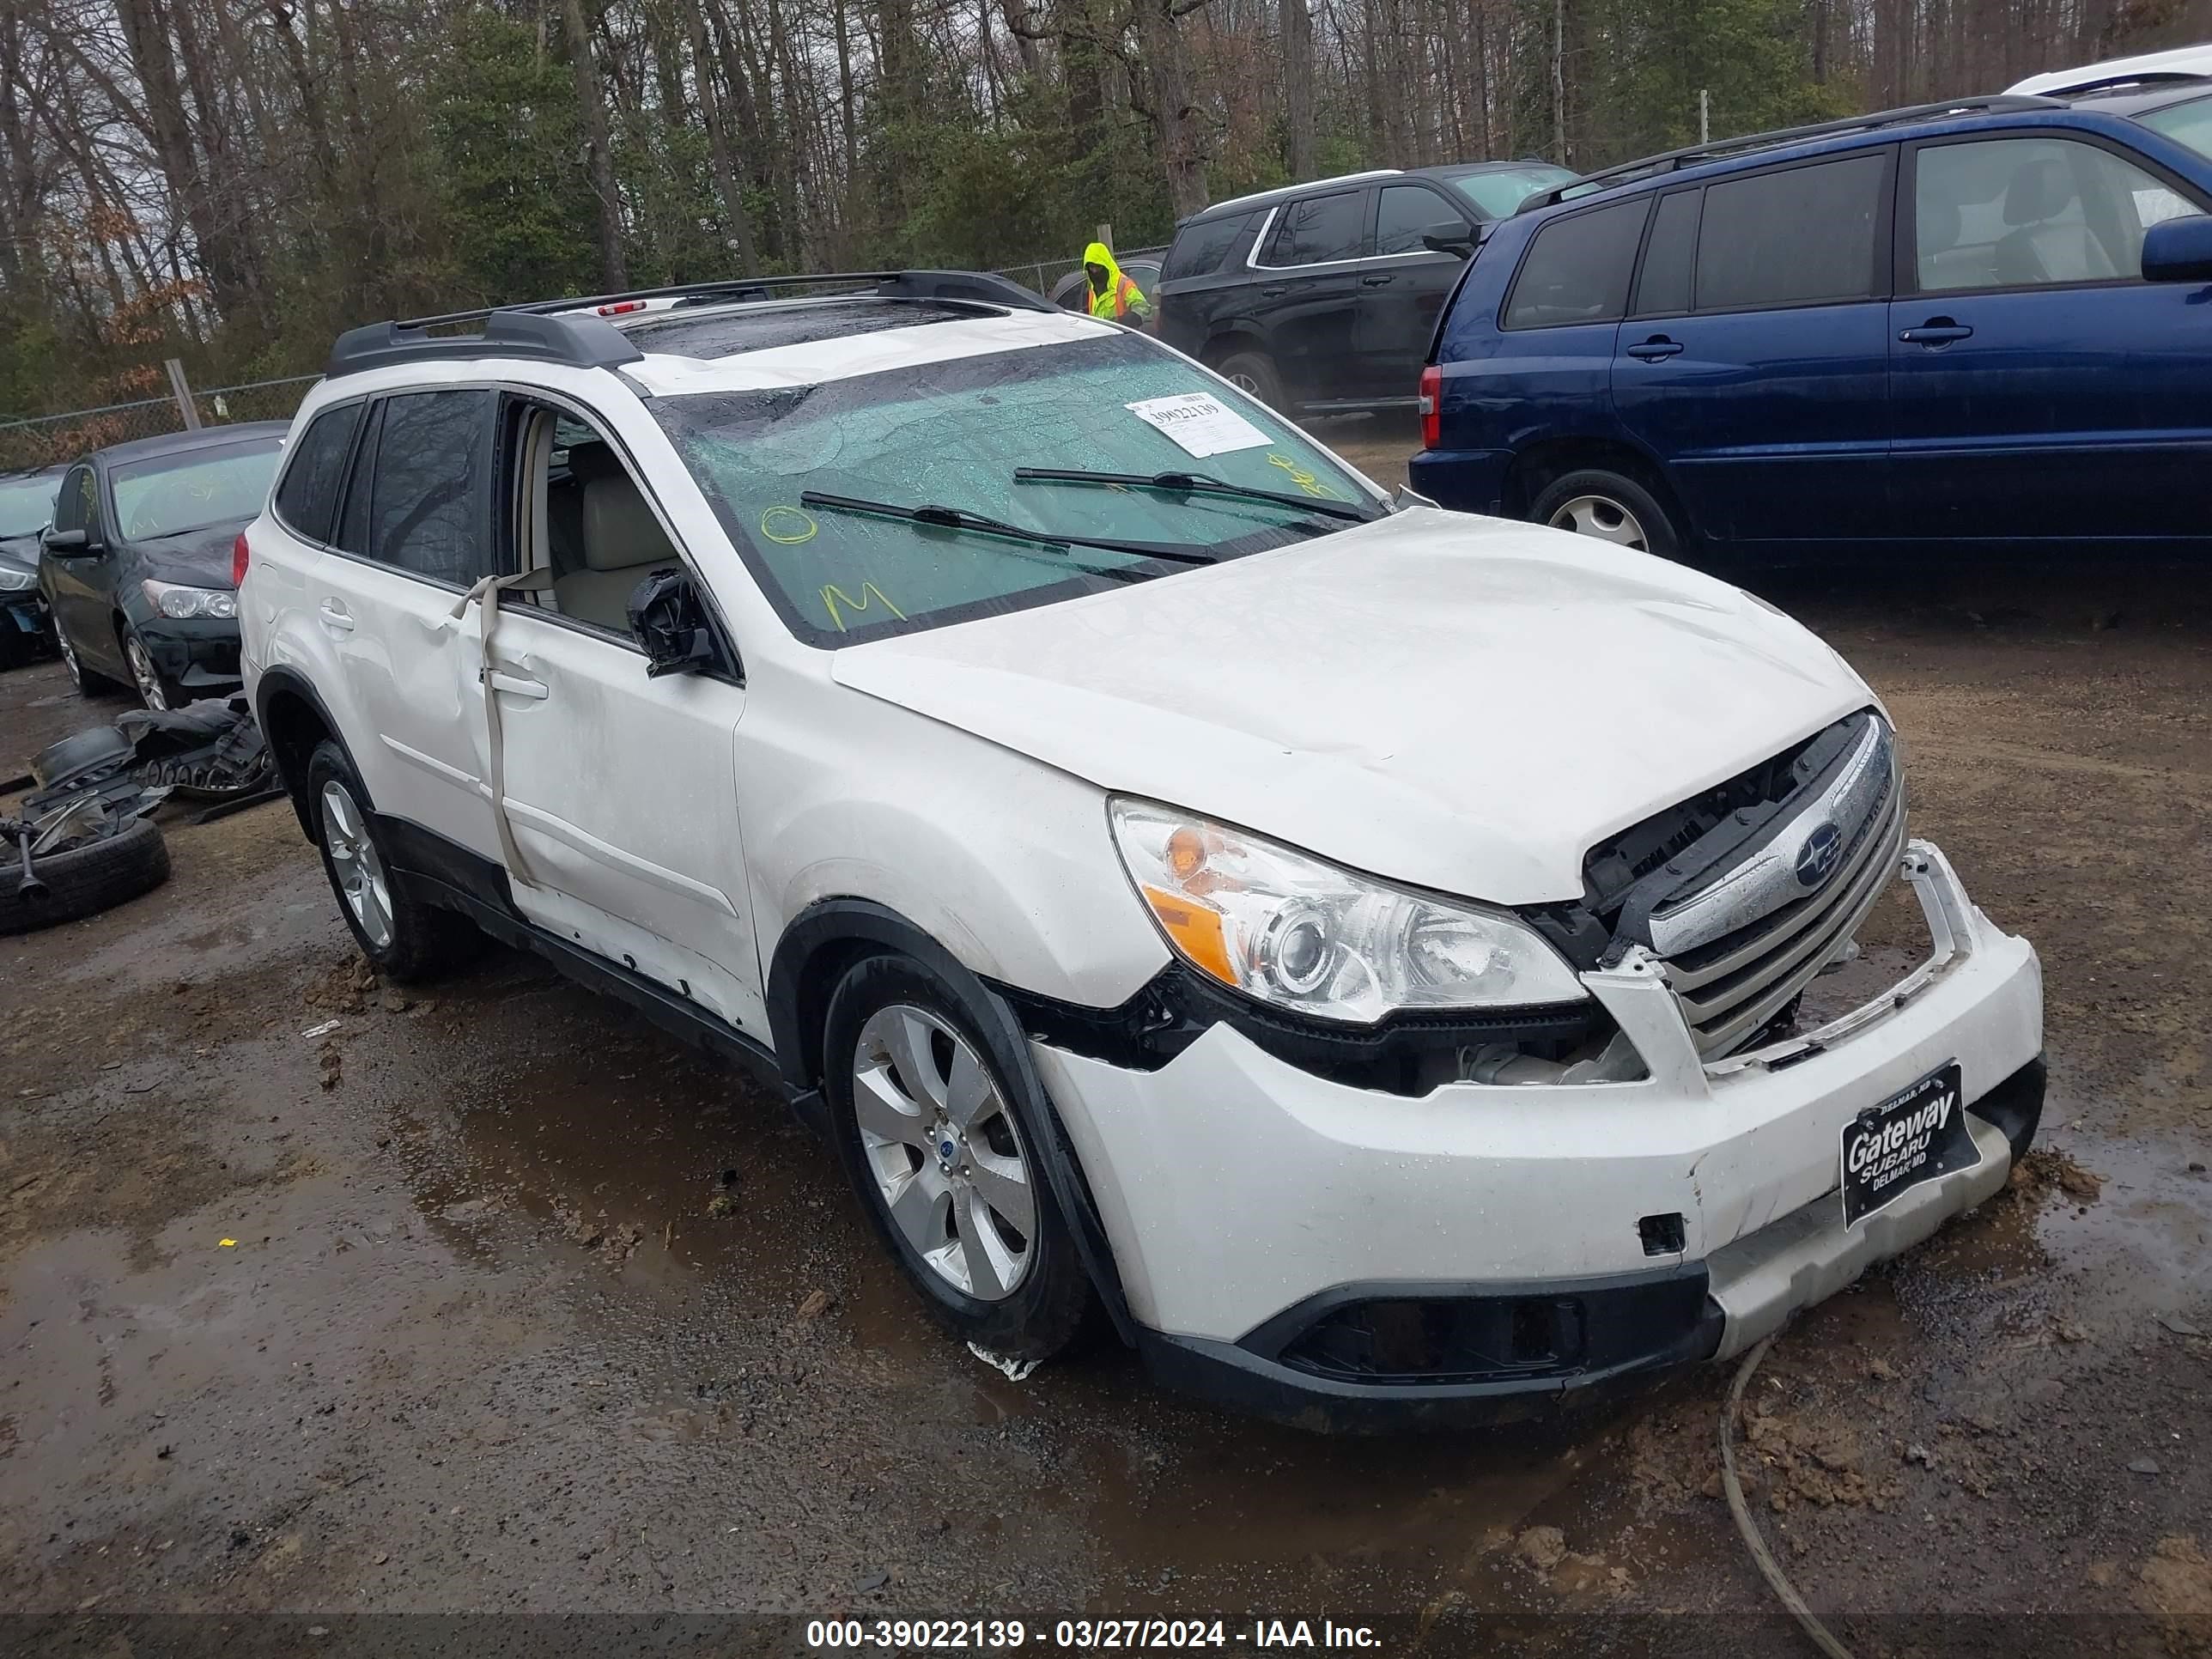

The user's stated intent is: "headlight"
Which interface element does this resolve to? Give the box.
[141,579,238,620]
[1108,799,1588,1023]
[0,566,34,592]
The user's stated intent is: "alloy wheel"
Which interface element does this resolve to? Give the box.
[55,622,85,692]
[123,632,167,710]
[850,1004,1036,1301]
[1547,493,1649,550]
[319,779,394,950]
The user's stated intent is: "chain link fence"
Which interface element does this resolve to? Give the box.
[0,374,319,474]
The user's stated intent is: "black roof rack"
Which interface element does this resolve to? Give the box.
[1516,94,2066,214]
[327,269,1053,380]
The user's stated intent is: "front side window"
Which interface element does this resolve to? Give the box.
[0,471,60,539]
[1444,164,1580,219]
[349,389,497,586]
[1261,191,1369,266]
[1695,153,1887,312]
[652,331,1380,647]
[1915,136,2197,291]
[110,437,283,541]
[273,403,364,545]
[1503,199,1648,329]
[1375,185,1463,255]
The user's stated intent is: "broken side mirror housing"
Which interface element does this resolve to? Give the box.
[628,567,716,678]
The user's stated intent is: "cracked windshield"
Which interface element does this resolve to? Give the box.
[652,331,1378,644]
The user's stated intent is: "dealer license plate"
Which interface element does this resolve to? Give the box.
[1841,1061,1978,1227]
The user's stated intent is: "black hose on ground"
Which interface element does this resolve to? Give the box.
[1719,1334,1856,1659]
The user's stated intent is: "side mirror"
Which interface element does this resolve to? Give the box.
[41,527,90,556]
[1419,222,1478,260]
[2142,213,2212,283]
[628,567,716,678]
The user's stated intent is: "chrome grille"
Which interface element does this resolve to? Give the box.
[1656,722,1905,1057]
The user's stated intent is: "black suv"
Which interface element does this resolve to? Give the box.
[1155,161,1577,412]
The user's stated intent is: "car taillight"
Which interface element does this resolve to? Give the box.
[598,300,646,316]
[1418,365,1441,450]
[231,532,250,587]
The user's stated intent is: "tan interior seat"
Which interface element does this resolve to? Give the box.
[555,472,679,629]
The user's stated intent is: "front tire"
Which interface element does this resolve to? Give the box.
[823,954,1095,1361]
[305,738,482,982]
[121,624,179,710]
[1529,467,1685,562]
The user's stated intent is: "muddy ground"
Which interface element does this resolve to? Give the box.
[2,423,2208,1655]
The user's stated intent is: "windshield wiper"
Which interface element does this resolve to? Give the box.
[798,491,1219,565]
[1012,467,1384,524]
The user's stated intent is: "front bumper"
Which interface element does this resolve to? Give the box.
[136,615,242,694]
[1032,839,2044,1430]
[2,589,50,649]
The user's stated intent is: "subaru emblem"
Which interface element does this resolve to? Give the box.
[1795,822,1844,888]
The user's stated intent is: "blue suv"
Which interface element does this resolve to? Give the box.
[1407,86,2212,561]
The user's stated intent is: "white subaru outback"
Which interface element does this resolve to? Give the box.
[240,271,2044,1430]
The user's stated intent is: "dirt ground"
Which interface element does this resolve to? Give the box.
[3,425,2208,1655]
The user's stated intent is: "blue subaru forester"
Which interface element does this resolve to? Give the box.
[1407,84,2212,561]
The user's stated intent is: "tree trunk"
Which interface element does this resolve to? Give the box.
[562,0,629,289]
[680,0,759,271]
[1137,0,1208,217]
[1283,0,1315,179]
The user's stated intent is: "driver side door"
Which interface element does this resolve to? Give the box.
[476,398,768,1040]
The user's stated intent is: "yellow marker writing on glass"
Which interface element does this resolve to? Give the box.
[1266,453,1338,499]
[821,582,907,631]
[760,506,817,545]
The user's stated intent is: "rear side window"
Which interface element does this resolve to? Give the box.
[1633,190,1702,314]
[1694,154,1887,312]
[1502,200,1649,329]
[1376,185,1462,255]
[1261,191,1369,266]
[338,389,498,586]
[273,403,363,545]
[1161,213,1250,280]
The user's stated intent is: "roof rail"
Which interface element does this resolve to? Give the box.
[326,311,644,380]
[1516,94,2067,213]
[328,270,1054,378]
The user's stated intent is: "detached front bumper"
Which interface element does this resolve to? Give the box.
[1033,840,2044,1431]
[136,615,242,695]
[2,589,50,651]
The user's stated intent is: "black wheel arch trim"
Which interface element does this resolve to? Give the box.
[769,896,1137,1344]
[252,664,351,842]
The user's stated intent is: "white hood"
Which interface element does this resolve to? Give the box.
[831,508,1873,906]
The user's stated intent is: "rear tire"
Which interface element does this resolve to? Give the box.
[1214,349,1286,411]
[305,738,482,982]
[1529,467,1685,562]
[823,953,1095,1363]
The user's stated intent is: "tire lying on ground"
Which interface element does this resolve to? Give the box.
[0,817,171,934]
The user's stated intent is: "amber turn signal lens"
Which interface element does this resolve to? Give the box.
[1138,882,1236,987]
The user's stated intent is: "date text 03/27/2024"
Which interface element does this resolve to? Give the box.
[805,1619,1382,1650]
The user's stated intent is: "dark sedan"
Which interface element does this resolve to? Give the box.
[40,423,286,708]
[0,464,64,665]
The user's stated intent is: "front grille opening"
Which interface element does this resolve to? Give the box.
[1271,1277,1715,1387]
[1279,1297,1583,1384]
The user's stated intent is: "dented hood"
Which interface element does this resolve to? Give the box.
[830,508,1873,905]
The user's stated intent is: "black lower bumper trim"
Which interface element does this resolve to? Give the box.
[1138,1268,1724,1434]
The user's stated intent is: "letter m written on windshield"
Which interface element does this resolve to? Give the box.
[820,582,907,631]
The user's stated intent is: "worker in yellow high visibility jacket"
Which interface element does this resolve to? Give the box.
[1084,241,1155,327]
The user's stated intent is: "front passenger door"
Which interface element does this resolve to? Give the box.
[1353,181,1478,401]
[477,402,767,1039]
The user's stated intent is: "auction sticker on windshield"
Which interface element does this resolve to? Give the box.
[1126,392,1269,458]
[1841,1061,1978,1226]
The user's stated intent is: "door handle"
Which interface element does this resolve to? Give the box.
[1899,319,1973,346]
[1259,284,1287,298]
[1360,272,1395,287]
[484,669,549,701]
[317,600,354,635]
[1626,337,1684,362]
